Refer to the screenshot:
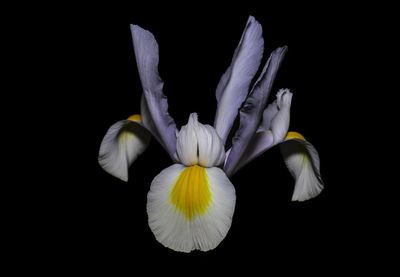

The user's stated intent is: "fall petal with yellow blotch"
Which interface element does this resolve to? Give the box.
[98,115,151,181]
[147,164,236,252]
[280,132,324,201]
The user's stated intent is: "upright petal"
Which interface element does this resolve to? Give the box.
[196,124,226,167]
[140,94,169,154]
[98,116,151,181]
[147,164,236,252]
[228,130,274,174]
[257,101,278,132]
[270,89,292,143]
[224,47,287,176]
[176,114,199,166]
[280,132,324,201]
[130,25,177,158]
[214,16,264,144]
[226,89,293,175]
[176,113,225,168]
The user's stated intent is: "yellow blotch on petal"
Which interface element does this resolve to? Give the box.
[286,131,305,141]
[127,114,142,123]
[170,165,212,220]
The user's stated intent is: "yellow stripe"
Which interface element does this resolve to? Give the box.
[286,131,305,141]
[170,165,211,220]
[127,114,142,123]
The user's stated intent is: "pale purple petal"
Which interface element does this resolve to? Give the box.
[224,46,287,176]
[227,130,274,175]
[140,94,163,146]
[230,89,293,174]
[130,25,177,158]
[214,16,264,144]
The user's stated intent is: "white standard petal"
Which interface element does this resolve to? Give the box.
[98,116,151,181]
[196,123,225,167]
[280,132,324,201]
[176,114,199,166]
[176,113,225,168]
[270,89,293,144]
[147,164,236,252]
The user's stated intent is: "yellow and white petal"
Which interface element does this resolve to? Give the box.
[147,164,236,252]
[280,132,324,201]
[98,115,151,181]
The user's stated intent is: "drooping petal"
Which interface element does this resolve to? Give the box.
[98,116,151,181]
[130,25,177,158]
[176,113,225,168]
[214,16,264,144]
[280,132,324,201]
[224,47,287,176]
[147,164,236,252]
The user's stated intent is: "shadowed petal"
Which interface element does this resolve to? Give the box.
[226,89,292,175]
[224,47,287,176]
[280,132,324,201]
[229,130,274,175]
[98,117,151,181]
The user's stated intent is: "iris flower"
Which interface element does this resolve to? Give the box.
[98,16,324,252]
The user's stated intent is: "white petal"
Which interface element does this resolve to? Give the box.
[270,89,292,144]
[98,119,151,181]
[258,101,278,132]
[176,114,199,166]
[196,124,225,168]
[147,164,236,252]
[176,113,225,167]
[280,133,324,201]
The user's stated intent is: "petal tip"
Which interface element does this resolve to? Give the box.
[98,158,129,182]
[291,185,324,202]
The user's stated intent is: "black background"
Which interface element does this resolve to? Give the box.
[30,2,386,272]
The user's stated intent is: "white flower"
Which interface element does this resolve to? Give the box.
[98,16,324,252]
[147,113,235,252]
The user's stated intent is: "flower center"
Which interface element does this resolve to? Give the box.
[176,113,226,167]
